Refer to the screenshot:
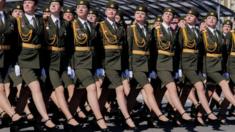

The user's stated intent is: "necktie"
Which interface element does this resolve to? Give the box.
[191,27,198,38]
[112,23,117,32]
[213,30,218,41]
[32,17,37,28]
[168,27,172,39]
[84,22,90,34]
[55,20,59,34]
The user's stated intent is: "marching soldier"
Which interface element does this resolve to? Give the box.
[200,11,235,121]
[152,7,193,123]
[71,0,109,131]
[97,1,137,130]
[16,0,58,130]
[127,5,170,126]
[0,0,23,130]
[43,0,81,131]
[178,9,218,125]
[42,5,50,20]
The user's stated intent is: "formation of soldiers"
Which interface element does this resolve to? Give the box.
[0,0,234,132]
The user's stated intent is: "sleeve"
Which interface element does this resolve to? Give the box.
[94,23,105,69]
[121,26,129,71]
[149,28,157,71]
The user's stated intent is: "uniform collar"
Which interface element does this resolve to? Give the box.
[162,22,171,30]
[106,17,115,26]
[188,24,196,29]
[208,26,216,33]
[51,14,60,24]
[78,17,88,25]
[25,13,35,21]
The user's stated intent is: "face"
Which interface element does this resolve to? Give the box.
[162,11,173,24]
[115,15,121,23]
[185,14,197,25]
[170,17,179,30]
[154,21,161,27]
[12,9,23,18]
[63,12,74,22]
[76,5,88,19]
[105,8,117,19]
[43,12,51,19]
[222,24,231,33]
[205,16,217,28]
[134,11,146,23]
[87,14,97,23]
[50,2,61,14]
[23,0,36,14]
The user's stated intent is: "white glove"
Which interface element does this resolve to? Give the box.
[67,66,72,76]
[67,66,75,79]
[149,71,157,79]
[41,68,46,78]
[14,65,20,77]
[99,68,105,77]
[202,73,207,78]
[178,69,183,78]
[129,71,133,78]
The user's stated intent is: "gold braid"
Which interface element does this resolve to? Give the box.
[131,25,146,48]
[100,21,118,45]
[232,30,235,49]
[16,17,33,42]
[72,20,88,45]
[181,27,196,49]
[43,18,57,46]
[202,29,217,52]
[155,26,170,50]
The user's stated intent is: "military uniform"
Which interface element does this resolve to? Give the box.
[202,11,225,84]
[43,9,70,89]
[71,0,97,88]
[227,29,235,83]
[4,3,23,87]
[0,10,16,83]
[128,5,150,88]
[152,8,176,86]
[97,1,126,88]
[178,9,203,85]
[16,10,44,85]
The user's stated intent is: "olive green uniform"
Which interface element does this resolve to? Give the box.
[227,30,235,83]
[44,16,70,89]
[0,11,15,83]
[202,27,225,84]
[128,23,150,88]
[98,19,126,88]
[152,23,176,86]
[16,13,44,85]
[178,24,203,84]
[72,18,97,88]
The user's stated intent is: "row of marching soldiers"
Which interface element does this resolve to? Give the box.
[0,0,235,131]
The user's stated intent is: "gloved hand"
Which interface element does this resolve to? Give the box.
[149,71,157,79]
[14,64,20,77]
[223,72,230,79]
[129,70,133,78]
[41,68,46,78]
[178,69,183,78]
[67,66,75,79]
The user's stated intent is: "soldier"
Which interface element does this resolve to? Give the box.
[16,0,58,130]
[43,0,81,130]
[127,5,170,126]
[97,1,137,130]
[178,9,218,125]
[42,5,50,20]
[200,11,235,122]
[153,16,162,28]
[0,0,23,130]
[87,9,99,27]
[11,2,23,18]
[71,0,109,131]
[152,7,192,122]
[63,6,74,22]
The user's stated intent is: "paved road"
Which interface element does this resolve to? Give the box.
[1,117,235,132]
